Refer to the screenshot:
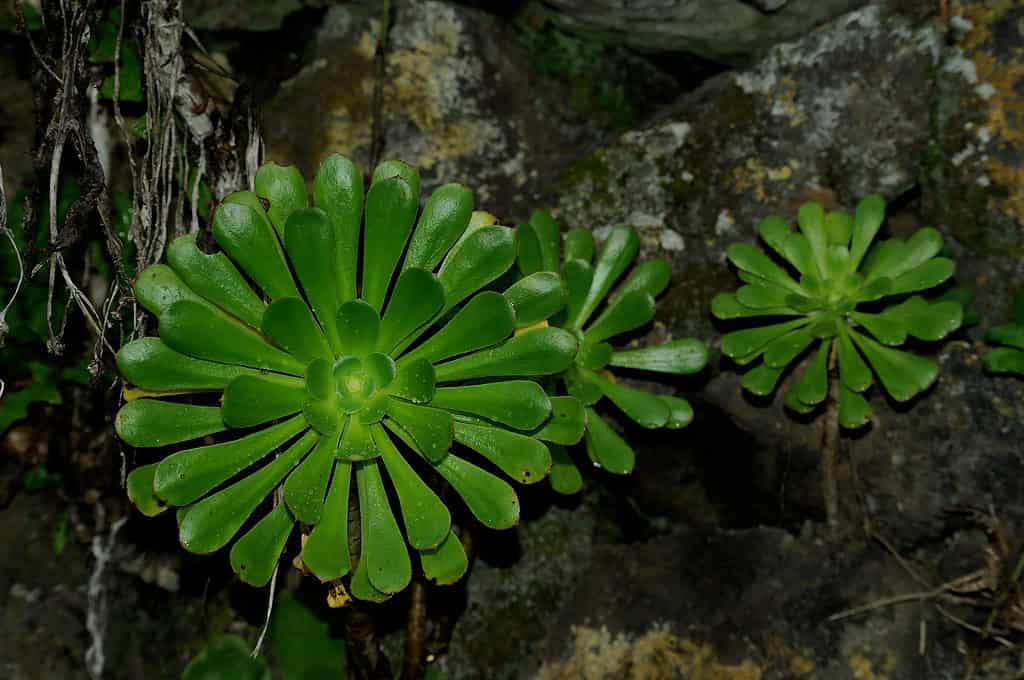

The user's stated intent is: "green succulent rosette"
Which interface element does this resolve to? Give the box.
[712,195,963,427]
[983,289,1024,376]
[115,156,582,599]
[515,210,709,494]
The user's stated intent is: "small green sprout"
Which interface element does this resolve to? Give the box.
[516,210,708,494]
[713,196,963,428]
[115,156,583,599]
[984,290,1024,376]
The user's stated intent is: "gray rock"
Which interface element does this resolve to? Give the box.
[540,0,869,64]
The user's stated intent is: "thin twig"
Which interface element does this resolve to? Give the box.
[251,563,279,657]
[821,343,840,530]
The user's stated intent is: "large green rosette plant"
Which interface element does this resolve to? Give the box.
[515,210,708,494]
[114,155,581,601]
[712,195,962,524]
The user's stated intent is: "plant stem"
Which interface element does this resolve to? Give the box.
[401,579,428,680]
[822,343,841,530]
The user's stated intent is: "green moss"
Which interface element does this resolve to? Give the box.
[559,149,615,207]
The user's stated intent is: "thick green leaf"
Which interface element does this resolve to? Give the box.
[378,268,444,353]
[134,264,206,318]
[117,338,260,391]
[572,227,639,328]
[584,290,655,344]
[579,342,613,371]
[617,259,671,299]
[433,453,519,529]
[335,300,381,358]
[419,529,468,586]
[432,381,551,430]
[313,154,363,302]
[255,163,308,238]
[437,226,516,313]
[562,258,594,328]
[221,374,307,428]
[126,463,167,517]
[710,292,798,320]
[385,399,453,462]
[862,239,906,282]
[301,461,352,581]
[741,363,784,396]
[564,228,594,262]
[453,420,551,484]
[838,384,872,428]
[385,358,436,403]
[889,258,954,295]
[356,460,411,593]
[609,338,708,375]
[783,386,816,415]
[583,409,634,474]
[837,328,872,392]
[516,221,544,276]
[303,399,343,436]
[504,271,565,328]
[404,183,473,272]
[984,347,1024,374]
[229,503,294,587]
[850,330,938,401]
[529,396,586,444]
[116,400,225,447]
[526,209,562,272]
[167,235,266,329]
[762,325,817,369]
[179,430,316,554]
[736,283,791,309]
[882,296,962,341]
[183,635,270,680]
[797,202,828,277]
[374,425,450,550]
[372,160,420,195]
[284,208,341,350]
[362,176,418,312]
[337,418,381,461]
[891,228,943,278]
[548,444,584,494]
[213,196,300,300]
[849,194,886,270]
[727,243,803,294]
[350,553,392,603]
[987,323,1024,350]
[283,433,337,524]
[783,232,816,276]
[433,327,577,382]
[161,300,306,375]
[660,395,694,428]
[720,317,809,360]
[397,291,514,365]
[792,340,830,405]
[759,215,791,257]
[154,415,306,506]
[850,311,907,346]
[262,297,333,365]
[591,373,669,428]
[825,210,853,246]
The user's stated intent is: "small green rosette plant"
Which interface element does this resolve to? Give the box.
[712,196,963,427]
[515,210,708,494]
[115,155,583,601]
[984,290,1024,376]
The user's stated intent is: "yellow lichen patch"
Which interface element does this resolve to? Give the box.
[730,158,799,202]
[326,581,352,608]
[536,624,763,680]
[848,650,896,680]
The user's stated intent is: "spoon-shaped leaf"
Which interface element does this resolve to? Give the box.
[792,340,829,405]
[167,235,266,329]
[888,258,955,296]
[762,325,817,369]
[127,463,167,517]
[783,232,816,276]
[564,365,603,405]
[378,268,444,353]
[453,420,552,484]
[374,425,450,550]
[564,228,594,262]
[850,331,938,402]
[338,419,381,461]
[419,529,468,586]
[433,381,551,430]
[179,430,317,554]
[117,338,261,391]
[797,202,828,278]
[262,297,333,365]
[362,176,418,312]
[384,399,453,463]
[583,409,634,474]
[302,461,352,581]
[572,227,640,328]
[987,323,1024,350]
[584,290,655,345]
[661,395,694,428]
[548,443,584,494]
[759,215,791,258]
[838,384,872,428]
[528,395,586,445]
[336,300,380,358]
[880,296,962,342]
[720,317,809,360]
[837,329,872,392]
[433,453,519,529]
[213,196,300,300]
[283,433,338,524]
[350,555,392,603]
[984,347,1024,374]
[134,264,208,319]
[116,400,226,447]
[504,272,565,328]
[313,154,363,301]
[711,292,798,320]
[892,228,943,278]
[385,358,436,404]
[784,387,816,415]
[221,374,307,428]
[862,239,907,282]
[526,209,562,272]
[229,504,294,587]
[563,258,594,328]
[850,311,907,346]
[397,291,514,365]
[617,259,671,299]
[437,226,516,313]
[736,283,791,309]
[727,243,803,294]
[609,338,708,375]
[284,208,341,350]
[356,460,412,593]
[741,364,784,396]
[161,300,306,375]
[255,162,308,238]
[516,221,544,276]
[825,210,853,246]
[849,194,886,271]
[154,415,306,506]
[433,327,577,382]
[404,183,473,272]
[591,373,670,428]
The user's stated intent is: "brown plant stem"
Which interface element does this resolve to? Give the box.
[401,578,428,680]
[822,343,841,530]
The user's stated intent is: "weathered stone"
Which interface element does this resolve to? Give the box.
[184,0,304,32]
[539,0,869,64]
